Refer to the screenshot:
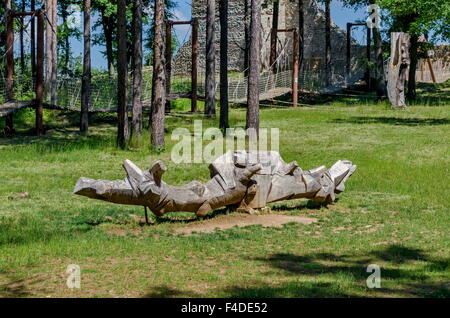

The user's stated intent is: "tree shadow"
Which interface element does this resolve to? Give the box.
[222,245,449,298]
[332,116,449,126]
[0,276,46,298]
[142,285,200,298]
[270,200,328,212]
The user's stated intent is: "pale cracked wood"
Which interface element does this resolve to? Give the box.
[74,151,356,217]
[387,32,411,108]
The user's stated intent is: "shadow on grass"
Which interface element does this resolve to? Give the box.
[142,285,200,298]
[332,116,449,126]
[0,276,46,297]
[0,109,117,151]
[154,208,230,225]
[222,245,449,298]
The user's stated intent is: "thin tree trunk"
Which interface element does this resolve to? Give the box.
[80,0,91,135]
[219,0,228,129]
[132,0,143,140]
[117,0,129,148]
[298,0,304,73]
[60,1,70,74]
[150,0,166,149]
[45,0,52,102]
[20,0,25,75]
[246,0,261,131]
[243,0,249,76]
[370,0,385,97]
[269,0,279,74]
[325,0,331,87]
[31,0,36,79]
[99,8,115,78]
[205,0,216,118]
[51,0,58,105]
[407,34,418,101]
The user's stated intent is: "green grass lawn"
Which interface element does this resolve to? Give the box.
[0,91,449,298]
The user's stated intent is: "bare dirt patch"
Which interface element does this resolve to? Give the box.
[174,213,317,235]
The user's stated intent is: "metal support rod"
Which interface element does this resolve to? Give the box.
[165,21,172,113]
[191,18,199,113]
[35,9,44,136]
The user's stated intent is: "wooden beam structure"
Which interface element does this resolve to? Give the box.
[346,22,372,89]
[271,28,299,107]
[164,19,199,113]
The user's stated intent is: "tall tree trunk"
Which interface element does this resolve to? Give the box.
[269,0,279,73]
[45,0,52,102]
[20,0,25,75]
[132,0,143,140]
[325,0,331,87]
[246,0,261,131]
[99,8,115,78]
[31,0,36,79]
[81,0,91,135]
[117,0,129,149]
[407,34,418,101]
[369,0,385,97]
[60,1,70,74]
[243,0,249,76]
[150,0,166,149]
[298,0,304,73]
[205,0,216,118]
[219,0,228,129]
[45,0,57,105]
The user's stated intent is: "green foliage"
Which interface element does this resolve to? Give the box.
[378,0,450,41]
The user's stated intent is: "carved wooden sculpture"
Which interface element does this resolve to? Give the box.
[387,32,411,108]
[74,151,356,217]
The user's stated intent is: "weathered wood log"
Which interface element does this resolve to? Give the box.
[74,151,356,217]
[387,32,410,108]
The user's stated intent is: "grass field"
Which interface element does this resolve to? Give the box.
[0,87,449,298]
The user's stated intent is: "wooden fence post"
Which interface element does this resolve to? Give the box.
[292,29,299,107]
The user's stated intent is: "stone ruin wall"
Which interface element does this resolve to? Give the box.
[172,0,367,82]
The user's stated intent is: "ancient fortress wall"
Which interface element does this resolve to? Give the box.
[173,0,367,83]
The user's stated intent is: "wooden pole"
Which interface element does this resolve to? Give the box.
[6,7,14,132]
[426,58,437,83]
[36,10,44,135]
[292,29,299,108]
[191,18,198,113]
[165,21,172,113]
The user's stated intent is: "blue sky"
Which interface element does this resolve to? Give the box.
[70,0,370,70]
